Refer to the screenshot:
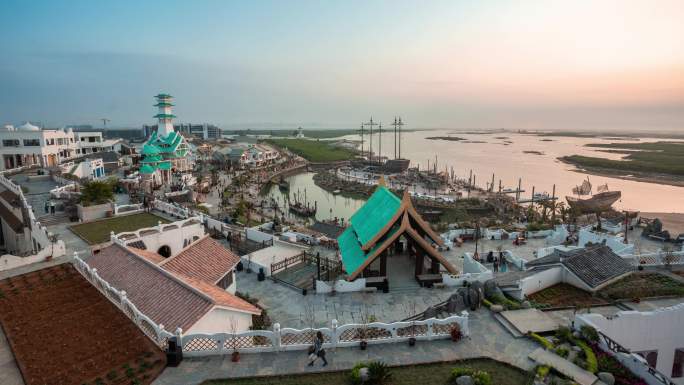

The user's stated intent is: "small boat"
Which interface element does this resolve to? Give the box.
[277,177,289,191]
[332,189,341,195]
[566,178,621,213]
[289,202,317,217]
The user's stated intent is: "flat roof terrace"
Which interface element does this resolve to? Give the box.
[0,264,166,385]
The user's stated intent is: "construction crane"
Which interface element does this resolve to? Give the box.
[100,118,111,128]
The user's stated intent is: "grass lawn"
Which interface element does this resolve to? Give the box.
[599,272,684,300]
[201,358,533,385]
[528,283,608,308]
[70,212,169,244]
[265,139,357,162]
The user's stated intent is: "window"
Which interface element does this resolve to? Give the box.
[217,271,234,290]
[2,140,20,147]
[22,139,40,146]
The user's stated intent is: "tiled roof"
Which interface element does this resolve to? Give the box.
[130,247,166,265]
[87,244,213,332]
[527,245,632,288]
[310,221,346,239]
[160,236,240,284]
[126,240,147,250]
[174,274,260,314]
[0,189,21,207]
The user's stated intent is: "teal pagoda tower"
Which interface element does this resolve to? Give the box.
[139,94,192,185]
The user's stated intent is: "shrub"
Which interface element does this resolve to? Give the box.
[349,361,392,385]
[536,365,550,379]
[555,326,573,343]
[450,367,492,385]
[528,332,553,350]
[575,340,598,373]
[554,346,569,358]
[482,298,493,308]
[580,325,599,343]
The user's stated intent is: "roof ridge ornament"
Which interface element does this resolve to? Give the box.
[377,175,387,187]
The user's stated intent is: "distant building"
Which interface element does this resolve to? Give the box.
[295,127,305,138]
[0,123,118,171]
[143,123,221,140]
[139,94,194,185]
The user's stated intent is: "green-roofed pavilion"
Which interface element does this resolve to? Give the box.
[337,180,458,286]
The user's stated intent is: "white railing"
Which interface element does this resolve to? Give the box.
[180,314,469,357]
[73,254,175,348]
[50,183,78,199]
[113,203,144,216]
[111,216,203,244]
[627,251,684,267]
[152,199,193,219]
[74,253,469,357]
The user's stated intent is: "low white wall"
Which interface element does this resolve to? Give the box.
[515,266,563,300]
[77,202,113,222]
[578,228,634,256]
[246,227,274,243]
[577,303,684,385]
[0,242,65,271]
[442,271,493,287]
[463,253,490,274]
[115,217,205,258]
[316,278,367,293]
[187,307,254,334]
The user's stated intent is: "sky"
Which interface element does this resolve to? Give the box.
[1,0,683,131]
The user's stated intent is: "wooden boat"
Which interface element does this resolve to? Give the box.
[278,177,289,191]
[566,190,621,213]
[289,201,316,217]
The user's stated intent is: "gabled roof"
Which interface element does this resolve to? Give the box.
[338,186,456,280]
[349,186,401,247]
[526,245,633,288]
[87,243,259,332]
[160,236,240,284]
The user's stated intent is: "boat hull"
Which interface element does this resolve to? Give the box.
[566,191,621,213]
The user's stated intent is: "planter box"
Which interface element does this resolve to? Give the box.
[77,202,113,222]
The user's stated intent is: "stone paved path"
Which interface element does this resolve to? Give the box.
[529,348,598,385]
[0,325,24,385]
[153,309,538,385]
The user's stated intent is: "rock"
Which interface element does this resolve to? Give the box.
[521,301,531,309]
[455,375,474,385]
[597,372,615,385]
[467,287,481,310]
[424,306,437,319]
[490,304,504,313]
[359,367,369,382]
[484,279,504,299]
[572,346,582,352]
[447,295,466,314]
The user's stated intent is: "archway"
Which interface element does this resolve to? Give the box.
[157,245,172,258]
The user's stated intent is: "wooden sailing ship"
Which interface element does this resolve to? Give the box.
[566,178,621,213]
[288,188,317,217]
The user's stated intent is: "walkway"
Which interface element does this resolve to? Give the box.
[529,348,600,385]
[153,309,538,385]
[0,324,24,385]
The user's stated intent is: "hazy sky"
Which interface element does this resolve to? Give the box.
[1,0,682,131]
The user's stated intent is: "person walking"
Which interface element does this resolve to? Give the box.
[308,331,328,367]
[493,256,499,273]
[50,201,56,214]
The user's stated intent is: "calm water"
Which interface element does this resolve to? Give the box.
[267,130,684,218]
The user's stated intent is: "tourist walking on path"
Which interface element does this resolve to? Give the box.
[493,257,499,272]
[50,201,56,214]
[308,331,328,367]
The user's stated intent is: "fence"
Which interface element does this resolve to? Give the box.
[72,254,175,349]
[628,251,684,267]
[180,314,469,357]
[113,203,144,216]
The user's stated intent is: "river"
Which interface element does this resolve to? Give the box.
[266,130,684,219]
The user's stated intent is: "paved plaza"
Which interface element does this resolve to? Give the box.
[153,309,539,385]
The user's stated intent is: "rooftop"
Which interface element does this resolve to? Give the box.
[160,236,240,284]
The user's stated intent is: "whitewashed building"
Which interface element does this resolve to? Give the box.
[0,123,117,170]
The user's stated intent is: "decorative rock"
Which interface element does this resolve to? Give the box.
[359,367,369,382]
[597,372,615,385]
[484,279,504,299]
[455,375,474,385]
[521,301,531,309]
[490,304,504,313]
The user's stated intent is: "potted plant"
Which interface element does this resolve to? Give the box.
[229,316,240,362]
[450,324,462,342]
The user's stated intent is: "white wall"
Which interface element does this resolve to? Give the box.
[119,219,206,257]
[515,266,563,300]
[577,303,684,384]
[316,278,367,294]
[245,227,274,243]
[578,228,634,256]
[188,307,254,334]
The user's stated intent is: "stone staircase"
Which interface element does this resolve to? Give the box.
[36,213,70,226]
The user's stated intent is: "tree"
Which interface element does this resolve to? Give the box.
[80,180,115,206]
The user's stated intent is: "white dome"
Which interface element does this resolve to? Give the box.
[2,125,15,131]
[18,122,40,131]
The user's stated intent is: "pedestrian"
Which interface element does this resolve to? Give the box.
[501,257,508,272]
[493,256,499,272]
[44,200,49,213]
[50,201,56,214]
[308,331,328,367]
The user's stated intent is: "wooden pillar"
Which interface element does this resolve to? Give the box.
[380,251,387,277]
[414,248,424,276]
[430,257,439,274]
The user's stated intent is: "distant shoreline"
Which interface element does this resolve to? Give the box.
[558,158,684,188]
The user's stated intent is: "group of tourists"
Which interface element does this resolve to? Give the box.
[486,250,508,273]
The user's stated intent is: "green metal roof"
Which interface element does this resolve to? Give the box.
[338,225,400,274]
[154,113,177,119]
[142,143,160,155]
[155,93,173,98]
[157,161,172,170]
[139,164,156,174]
[154,102,174,107]
[349,186,401,246]
[141,155,162,163]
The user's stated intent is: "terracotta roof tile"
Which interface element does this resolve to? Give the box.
[160,236,240,284]
[129,248,166,265]
[87,244,213,332]
[174,274,261,315]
